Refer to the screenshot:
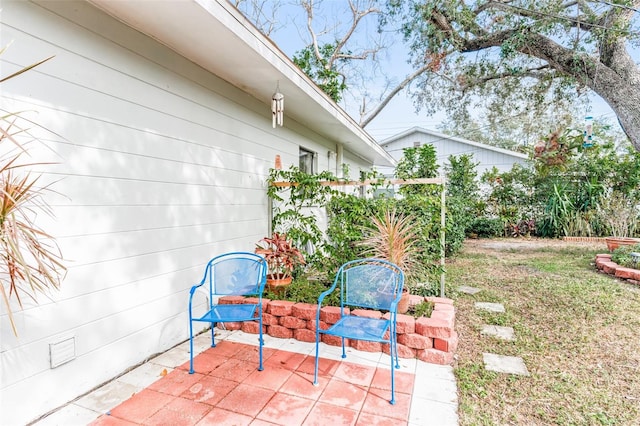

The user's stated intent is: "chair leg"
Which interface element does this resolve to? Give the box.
[210,323,216,348]
[390,324,398,404]
[389,333,399,405]
[389,347,396,405]
[258,317,264,371]
[341,337,346,359]
[313,330,320,386]
[189,320,195,374]
[393,326,400,369]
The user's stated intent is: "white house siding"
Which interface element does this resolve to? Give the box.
[380,128,528,178]
[0,1,371,424]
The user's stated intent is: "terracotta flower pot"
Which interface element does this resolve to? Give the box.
[605,237,640,252]
[266,274,292,295]
[397,288,410,314]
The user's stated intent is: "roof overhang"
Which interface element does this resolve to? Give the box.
[87,0,395,167]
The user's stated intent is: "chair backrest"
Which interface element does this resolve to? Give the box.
[203,252,267,301]
[339,259,404,311]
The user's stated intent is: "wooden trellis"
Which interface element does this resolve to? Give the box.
[270,177,447,297]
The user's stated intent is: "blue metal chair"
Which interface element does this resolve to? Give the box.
[313,258,405,404]
[188,252,267,373]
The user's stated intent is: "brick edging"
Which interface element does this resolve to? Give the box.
[594,253,640,285]
[218,295,457,365]
[563,236,607,243]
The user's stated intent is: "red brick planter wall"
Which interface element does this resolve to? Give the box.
[563,236,607,243]
[595,253,640,285]
[218,295,457,365]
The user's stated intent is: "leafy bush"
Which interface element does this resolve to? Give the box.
[266,145,472,301]
[324,192,380,272]
[446,153,481,235]
[597,191,640,238]
[263,276,341,306]
[468,217,504,238]
[408,280,440,297]
[407,300,434,318]
[611,244,640,268]
[479,126,640,238]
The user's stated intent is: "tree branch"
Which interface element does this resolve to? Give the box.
[597,0,640,29]
[597,0,639,74]
[430,9,471,49]
[458,27,521,52]
[457,65,552,90]
[301,0,329,72]
[303,0,381,72]
[360,64,431,128]
[332,0,380,64]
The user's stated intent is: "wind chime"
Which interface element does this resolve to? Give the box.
[271,82,284,128]
[583,115,594,148]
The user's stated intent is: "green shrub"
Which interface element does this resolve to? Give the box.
[263,276,341,306]
[408,300,434,318]
[408,280,440,297]
[467,217,504,238]
[611,244,640,268]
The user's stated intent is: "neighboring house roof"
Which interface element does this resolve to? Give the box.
[88,0,395,167]
[380,126,529,161]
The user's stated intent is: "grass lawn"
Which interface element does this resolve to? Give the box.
[448,238,640,425]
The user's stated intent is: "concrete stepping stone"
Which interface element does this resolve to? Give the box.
[483,353,529,376]
[474,302,505,313]
[458,285,481,295]
[481,325,515,341]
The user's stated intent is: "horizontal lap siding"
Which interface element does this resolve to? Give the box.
[0,2,313,423]
[384,132,526,176]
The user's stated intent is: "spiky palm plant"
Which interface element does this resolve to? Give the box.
[1,52,63,336]
[357,208,419,274]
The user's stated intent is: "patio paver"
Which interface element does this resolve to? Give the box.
[481,325,515,341]
[483,353,530,376]
[474,302,506,313]
[458,285,482,295]
[34,329,459,425]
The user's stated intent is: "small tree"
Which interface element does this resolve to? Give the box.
[395,144,440,197]
[445,153,480,235]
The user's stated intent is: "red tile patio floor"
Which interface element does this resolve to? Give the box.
[90,340,416,426]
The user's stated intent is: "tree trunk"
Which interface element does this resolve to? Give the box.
[591,65,640,152]
[596,42,640,151]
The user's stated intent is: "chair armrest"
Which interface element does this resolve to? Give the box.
[316,274,340,325]
[189,282,204,297]
[388,283,404,314]
[317,274,339,306]
[188,283,207,315]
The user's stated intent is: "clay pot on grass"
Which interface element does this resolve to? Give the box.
[605,237,640,252]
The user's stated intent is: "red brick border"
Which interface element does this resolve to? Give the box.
[595,253,640,285]
[218,295,456,365]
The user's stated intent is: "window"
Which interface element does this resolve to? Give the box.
[299,147,316,174]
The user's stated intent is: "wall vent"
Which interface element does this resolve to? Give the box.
[49,336,75,368]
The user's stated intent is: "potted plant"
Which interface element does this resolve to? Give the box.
[255,232,305,292]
